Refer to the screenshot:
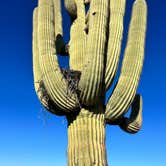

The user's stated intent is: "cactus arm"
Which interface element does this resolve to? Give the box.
[77,0,109,105]
[33,8,48,108]
[36,0,79,112]
[33,8,64,115]
[105,0,147,121]
[69,0,87,71]
[106,94,143,134]
[53,0,63,36]
[105,0,126,91]
[119,94,143,134]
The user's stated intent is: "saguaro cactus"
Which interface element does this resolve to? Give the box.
[33,0,147,165]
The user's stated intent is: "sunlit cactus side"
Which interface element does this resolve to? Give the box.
[33,0,147,165]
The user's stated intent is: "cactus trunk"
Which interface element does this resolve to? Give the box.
[67,107,107,166]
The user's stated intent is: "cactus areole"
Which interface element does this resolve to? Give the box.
[33,0,147,165]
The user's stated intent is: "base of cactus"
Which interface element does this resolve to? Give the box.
[67,107,107,166]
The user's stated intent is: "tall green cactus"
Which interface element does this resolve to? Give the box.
[33,0,147,165]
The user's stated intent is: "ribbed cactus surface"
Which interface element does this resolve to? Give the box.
[33,0,147,165]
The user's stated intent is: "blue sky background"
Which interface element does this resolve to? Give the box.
[0,0,166,166]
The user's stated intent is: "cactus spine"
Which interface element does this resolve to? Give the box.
[33,0,147,165]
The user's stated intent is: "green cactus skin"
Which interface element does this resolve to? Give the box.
[33,0,147,165]
[105,0,126,91]
[105,0,147,121]
[67,107,107,165]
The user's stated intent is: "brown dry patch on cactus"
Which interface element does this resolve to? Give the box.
[61,69,82,108]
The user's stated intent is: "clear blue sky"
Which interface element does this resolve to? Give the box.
[0,0,165,166]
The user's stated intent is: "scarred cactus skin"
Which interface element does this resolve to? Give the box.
[33,0,147,165]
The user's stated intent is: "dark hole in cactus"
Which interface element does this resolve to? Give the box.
[85,14,89,34]
[55,34,69,56]
[92,11,96,15]
[84,25,89,34]
[61,69,82,108]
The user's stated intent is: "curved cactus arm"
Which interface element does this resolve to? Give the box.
[36,0,79,112]
[33,8,47,108]
[77,0,109,105]
[105,0,126,91]
[33,8,68,115]
[119,94,143,134]
[105,0,147,121]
